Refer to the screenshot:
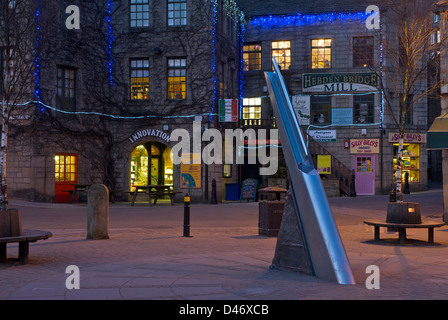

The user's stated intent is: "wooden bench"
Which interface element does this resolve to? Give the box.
[151,191,179,206]
[0,230,53,264]
[364,219,446,245]
[62,184,90,203]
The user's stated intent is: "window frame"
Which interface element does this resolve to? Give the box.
[129,0,150,28]
[353,36,374,68]
[310,95,332,125]
[56,65,76,112]
[271,40,291,70]
[167,0,187,27]
[311,38,332,69]
[243,43,262,71]
[167,57,187,100]
[353,94,375,124]
[129,58,150,100]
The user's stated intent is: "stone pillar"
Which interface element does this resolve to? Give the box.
[87,184,109,240]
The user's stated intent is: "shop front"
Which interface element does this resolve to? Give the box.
[389,133,426,184]
[350,138,379,195]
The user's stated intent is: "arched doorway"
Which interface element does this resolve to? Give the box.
[130,142,173,191]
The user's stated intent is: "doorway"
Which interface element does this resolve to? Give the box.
[353,155,375,195]
[130,142,173,191]
[54,153,78,203]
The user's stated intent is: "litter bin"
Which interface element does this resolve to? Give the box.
[258,187,287,236]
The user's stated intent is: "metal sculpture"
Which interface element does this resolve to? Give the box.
[264,58,355,284]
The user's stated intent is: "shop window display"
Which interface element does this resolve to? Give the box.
[393,143,420,183]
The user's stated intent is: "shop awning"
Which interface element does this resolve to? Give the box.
[427,113,448,150]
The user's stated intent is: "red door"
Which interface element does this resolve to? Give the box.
[353,155,375,195]
[54,153,78,203]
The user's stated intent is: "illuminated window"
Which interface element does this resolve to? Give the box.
[272,41,291,70]
[243,43,261,71]
[130,0,150,28]
[130,59,149,100]
[168,58,186,100]
[168,0,187,26]
[55,154,77,183]
[311,39,332,69]
[242,98,262,126]
[393,143,420,183]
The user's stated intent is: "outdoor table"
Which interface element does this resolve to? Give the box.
[69,184,91,203]
[130,185,177,206]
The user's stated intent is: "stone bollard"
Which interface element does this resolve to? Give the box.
[87,184,109,240]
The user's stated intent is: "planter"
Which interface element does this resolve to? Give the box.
[386,202,421,224]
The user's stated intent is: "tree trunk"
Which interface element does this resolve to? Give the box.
[395,134,404,203]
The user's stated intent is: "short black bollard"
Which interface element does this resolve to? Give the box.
[210,179,217,204]
[183,193,192,237]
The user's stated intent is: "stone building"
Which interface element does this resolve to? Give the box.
[5,0,243,203]
[2,0,438,203]
[238,0,434,196]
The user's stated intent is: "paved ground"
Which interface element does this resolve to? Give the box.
[1,187,447,303]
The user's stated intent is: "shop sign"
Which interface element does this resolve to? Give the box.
[302,73,378,93]
[309,130,336,142]
[129,128,171,144]
[388,133,426,143]
[350,138,380,154]
[332,108,353,125]
[292,95,310,125]
[317,155,332,174]
[180,153,201,188]
[219,99,238,122]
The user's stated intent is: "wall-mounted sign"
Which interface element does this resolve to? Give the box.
[332,108,353,125]
[302,73,378,93]
[350,139,380,154]
[388,133,427,144]
[317,155,332,174]
[309,130,337,142]
[292,95,310,125]
[219,99,238,122]
[181,153,201,188]
[128,128,171,144]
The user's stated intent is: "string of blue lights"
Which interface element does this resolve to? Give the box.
[106,0,114,85]
[16,100,220,120]
[34,0,43,111]
[209,0,218,122]
[250,11,369,28]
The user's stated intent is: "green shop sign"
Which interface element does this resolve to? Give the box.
[302,73,378,93]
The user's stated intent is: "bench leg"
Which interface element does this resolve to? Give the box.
[0,243,6,263]
[18,242,29,264]
[428,228,434,244]
[398,228,406,245]
[170,195,175,206]
[374,226,380,241]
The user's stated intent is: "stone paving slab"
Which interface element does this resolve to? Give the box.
[0,189,447,304]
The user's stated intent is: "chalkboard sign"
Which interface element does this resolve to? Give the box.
[240,178,258,202]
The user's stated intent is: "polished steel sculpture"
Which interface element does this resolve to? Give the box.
[264,58,355,284]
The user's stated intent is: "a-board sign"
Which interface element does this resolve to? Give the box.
[240,178,258,202]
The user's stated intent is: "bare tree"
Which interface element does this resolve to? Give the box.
[0,0,45,209]
[376,0,445,201]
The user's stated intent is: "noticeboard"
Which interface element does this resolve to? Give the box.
[240,178,258,202]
